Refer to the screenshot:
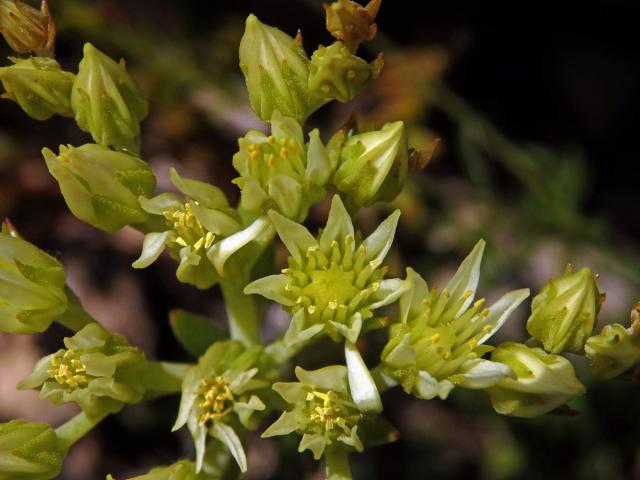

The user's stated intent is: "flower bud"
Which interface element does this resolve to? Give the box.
[0,0,55,56]
[334,121,408,206]
[0,229,67,334]
[585,304,640,380]
[308,41,383,103]
[71,43,148,152]
[0,419,65,480]
[42,143,156,232]
[526,266,601,354]
[18,323,147,417]
[487,342,585,418]
[239,14,324,123]
[0,56,74,120]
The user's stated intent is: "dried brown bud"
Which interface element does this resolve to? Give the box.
[323,0,381,53]
[0,0,56,56]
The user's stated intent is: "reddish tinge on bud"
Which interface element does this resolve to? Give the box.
[0,0,56,56]
[323,0,381,53]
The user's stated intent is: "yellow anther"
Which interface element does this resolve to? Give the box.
[328,300,338,310]
[267,135,275,145]
[463,290,474,298]
[430,333,440,343]
[468,339,478,349]
[279,138,287,147]
[482,324,493,333]
[175,237,188,247]
[279,147,288,158]
[307,305,316,315]
[204,232,215,249]
[442,351,451,360]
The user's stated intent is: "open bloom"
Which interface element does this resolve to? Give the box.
[133,168,271,289]
[263,365,364,460]
[232,110,330,221]
[245,194,408,346]
[380,240,530,400]
[0,226,67,334]
[173,341,270,473]
[19,323,146,417]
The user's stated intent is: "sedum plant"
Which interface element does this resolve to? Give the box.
[0,1,638,478]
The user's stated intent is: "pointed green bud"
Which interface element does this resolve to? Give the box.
[0,229,67,334]
[487,342,585,418]
[42,143,156,232]
[526,266,601,354]
[263,365,364,461]
[173,341,269,473]
[0,419,66,480]
[584,304,640,380]
[239,14,324,123]
[323,0,381,53]
[308,41,383,103]
[0,56,74,120]
[71,43,148,152]
[334,121,409,206]
[18,323,147,417]
[0,0,55,56]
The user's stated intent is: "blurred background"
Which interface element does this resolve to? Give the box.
[1,1,639,478]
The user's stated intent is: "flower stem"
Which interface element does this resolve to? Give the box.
[324,447,352,480]
[141,361,190,399]
[55,411,108,450]
[221,277,262,346]
[54,287,95,332]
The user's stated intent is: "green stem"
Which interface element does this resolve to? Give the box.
[370,364,398,394]
[221,277,261,346]
[324,447,352,480]
[54,287,95,332]
[55,411,108,450]
[141,361,190,399]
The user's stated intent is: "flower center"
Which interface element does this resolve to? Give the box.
[283,236,386,327]
[196,376,235,425]
[163,202,215,251]
[47,350,90,389]
[305,389,360,438]
[245,135,304,183]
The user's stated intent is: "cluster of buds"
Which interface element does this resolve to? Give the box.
[585,303,640,380]
[380,240,530,400]
[246,195,406,347]
[486,342,586,417]
[526,265,602,354]
[0,222,68,334]
[42,143,156,232]
[0,419,66,480]
[232,111,330,221]
[134,168,272,289]
[19,323,147,417]
[173,340,271,473]
[0,0,55,56]
[0,56,74,120]
[71,43,148,152]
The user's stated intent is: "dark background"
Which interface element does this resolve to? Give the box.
[1,1,639,479]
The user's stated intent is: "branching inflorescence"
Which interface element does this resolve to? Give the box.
[0,1,638,479]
